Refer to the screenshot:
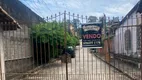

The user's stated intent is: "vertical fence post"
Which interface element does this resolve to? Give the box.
[141,14,142,80]
[0,23,5,80]
[64,11,68,80]
[85,16,88,23]
[68,12,70,35]
[106,19,111,80]
[106,17,110,63]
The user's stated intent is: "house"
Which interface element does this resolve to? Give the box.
[0,6,21,80]
[69,24,75,36]
[97,16,120,59]
[137,0,142,13]
[113,0,142,59]
[0,0,45,79]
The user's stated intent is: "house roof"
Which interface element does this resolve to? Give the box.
[82,22,102,25]
[0,6,21,30]
[0,0,45,25]
[137,0,142,13]
[120,1,141,25]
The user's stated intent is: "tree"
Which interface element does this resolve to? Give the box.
[88,16,98,22]
[31,22,79,58]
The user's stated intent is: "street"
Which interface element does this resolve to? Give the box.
[22,43,130,80]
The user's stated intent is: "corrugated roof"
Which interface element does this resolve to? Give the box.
[119,1,141,25]
[137,0,142,13]
[0,0,45,24]
[0,6,21,30]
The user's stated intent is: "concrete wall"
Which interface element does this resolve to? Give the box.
[3,25,31,60]
[0,0,45,79]
[3,25,34,73]
[1,25,35,80]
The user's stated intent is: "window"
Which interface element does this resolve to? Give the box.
[125,30,131,50]
[137,27,141,50]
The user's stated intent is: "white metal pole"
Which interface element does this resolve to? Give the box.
[0,27,5,80]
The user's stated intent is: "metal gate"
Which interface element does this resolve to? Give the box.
[0,3,142,80]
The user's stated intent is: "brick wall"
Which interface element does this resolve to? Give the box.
[98,38,113,63]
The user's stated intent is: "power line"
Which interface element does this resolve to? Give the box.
[41,0,53,14]
[21,0,44,17]
[32,0,48,17]
[21,0,53,18]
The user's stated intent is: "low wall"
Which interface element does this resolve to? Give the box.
[5,57,34,79]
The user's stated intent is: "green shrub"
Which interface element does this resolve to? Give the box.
[31,22,79,58]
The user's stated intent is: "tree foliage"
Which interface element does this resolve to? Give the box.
[31,21,79,57]
[31,22,64,46]
[31,21,79,46]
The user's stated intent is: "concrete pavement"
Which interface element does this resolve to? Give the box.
[21,44,130,80]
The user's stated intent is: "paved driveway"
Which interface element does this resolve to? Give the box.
[22,44,130,80]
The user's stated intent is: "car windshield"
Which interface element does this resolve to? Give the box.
[67,46,73,49]
[68,46,73,49]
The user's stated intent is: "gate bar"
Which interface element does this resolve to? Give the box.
[64,11,68,80]
[140,14,142,80]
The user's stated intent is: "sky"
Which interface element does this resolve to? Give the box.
[20,0,140,18]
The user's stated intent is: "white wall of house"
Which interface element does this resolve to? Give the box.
[137,13,142,25]
[114,11,141,57]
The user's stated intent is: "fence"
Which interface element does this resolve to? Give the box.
[96,14,142,80]
[0,10,142,80]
